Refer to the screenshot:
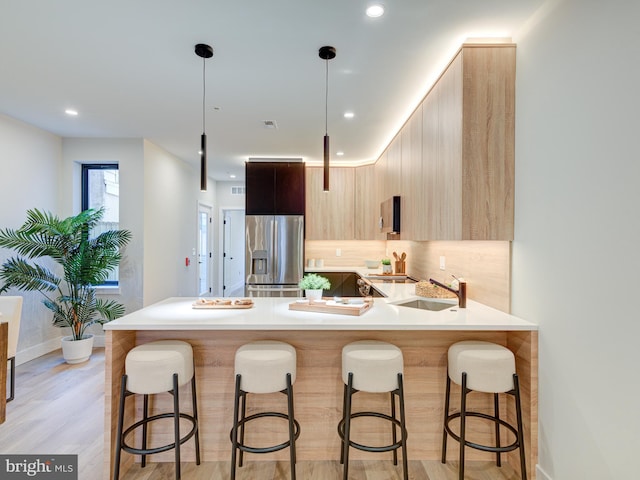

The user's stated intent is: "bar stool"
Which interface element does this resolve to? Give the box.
[338,340,408,480]
[230,340,300,480]
[113,340,200,480]
[442,340,527,480]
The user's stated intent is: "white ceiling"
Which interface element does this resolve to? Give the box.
[0,0,543,181]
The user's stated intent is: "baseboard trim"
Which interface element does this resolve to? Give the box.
[536,464,552,480]
[15,334,105,366]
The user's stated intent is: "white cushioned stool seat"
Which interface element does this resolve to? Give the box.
[125,340,194,395]
[342,340,403,392]
[448,341,515,393]
[235,340,297,394]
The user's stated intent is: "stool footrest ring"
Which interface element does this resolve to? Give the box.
[121,412,198,456]
[338,411,408,453]
[230,411,301,455]
[445,411,520,454]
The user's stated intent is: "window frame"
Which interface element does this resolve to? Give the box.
[81,163,120,287]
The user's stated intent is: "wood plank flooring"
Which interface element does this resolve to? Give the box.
[1,348,521,479]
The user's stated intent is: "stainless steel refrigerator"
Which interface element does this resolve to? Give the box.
[245,215,304,297]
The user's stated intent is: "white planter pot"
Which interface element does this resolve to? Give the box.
[382,264,393,274]
[61,334,94,364]
[305,289,323,301]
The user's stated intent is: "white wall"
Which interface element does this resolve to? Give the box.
[62,138,145,315]
[512,1,640,478]
[142,140,216,304]
[0,114,63,361]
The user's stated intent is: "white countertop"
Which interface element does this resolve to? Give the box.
[104,290,537,333]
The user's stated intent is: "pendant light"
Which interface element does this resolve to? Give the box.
[319,46,336,192]
[195,43,214,191]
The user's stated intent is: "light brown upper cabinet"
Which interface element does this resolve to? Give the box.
[305,167,355,240]
[418,44,515,240]
[354,164,377,240]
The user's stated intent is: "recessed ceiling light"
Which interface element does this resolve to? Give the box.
[344,112,355,119]
[336,151,345,156]
[366,4,385,18]
[229,174,237,179]
[65,109,78,116]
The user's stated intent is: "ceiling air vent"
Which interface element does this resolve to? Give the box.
[263,120,278,129]
[231,186,246,195]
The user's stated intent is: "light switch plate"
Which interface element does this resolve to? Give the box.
[336,248,342,257]
[439,256,446,270]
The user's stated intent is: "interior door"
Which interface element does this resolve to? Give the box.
[197,203,213,297]
[223,209,246,296]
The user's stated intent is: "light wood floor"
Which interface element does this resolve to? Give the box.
[2,349,521,479]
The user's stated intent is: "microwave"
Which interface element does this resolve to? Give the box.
[379,196,401,236]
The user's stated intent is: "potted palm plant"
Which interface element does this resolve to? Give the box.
[298,273,331,301]
[0,208,132,364]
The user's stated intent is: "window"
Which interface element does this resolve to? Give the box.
[81,164,120,286]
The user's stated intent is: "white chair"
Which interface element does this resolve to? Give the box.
[0,296,23,402]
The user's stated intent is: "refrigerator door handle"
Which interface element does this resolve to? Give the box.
[271,217,278,283]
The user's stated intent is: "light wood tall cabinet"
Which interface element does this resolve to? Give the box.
[418,44,515,240]
[305,167,355,240]
[401,105,423,240]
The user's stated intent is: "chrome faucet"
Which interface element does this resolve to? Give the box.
[429,278,467,308]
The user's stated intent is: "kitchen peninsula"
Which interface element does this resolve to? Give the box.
[103,283,537,479]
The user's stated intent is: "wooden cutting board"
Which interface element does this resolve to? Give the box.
[288,298,372,316]
[192,299,254,309]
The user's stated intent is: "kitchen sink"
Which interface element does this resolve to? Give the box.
[394,299,456,311]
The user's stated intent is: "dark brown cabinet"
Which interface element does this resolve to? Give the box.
[245,161,305,215]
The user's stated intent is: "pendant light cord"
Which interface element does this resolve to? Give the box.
[202,56,206,135]
[324,59,329,135]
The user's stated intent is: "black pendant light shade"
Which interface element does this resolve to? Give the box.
[319,46,336,192]
[195,43,214,191]
[200,133,207,191]
[323,134,330,190]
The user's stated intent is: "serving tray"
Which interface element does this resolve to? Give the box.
[192,299,254,309]
[288,298,372,316]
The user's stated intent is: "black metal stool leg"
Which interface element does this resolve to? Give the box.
[230,374,241,480]
[191,372,201,465]
[141,394,149,468]
[172,373,181,480]
[342,372,354,480]
[391,389,398,465]
[397,373,409,480]
[494,392,502,467]
[339,382,348,465]
[459,372,467,480]
[441,374,451,464]
[239,390,247,467]
[113,375,127,480]
[7,357,15,402]
[513,374,528,480]
[286,373,297,480]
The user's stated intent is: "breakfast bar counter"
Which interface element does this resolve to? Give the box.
[103,295,537,478]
